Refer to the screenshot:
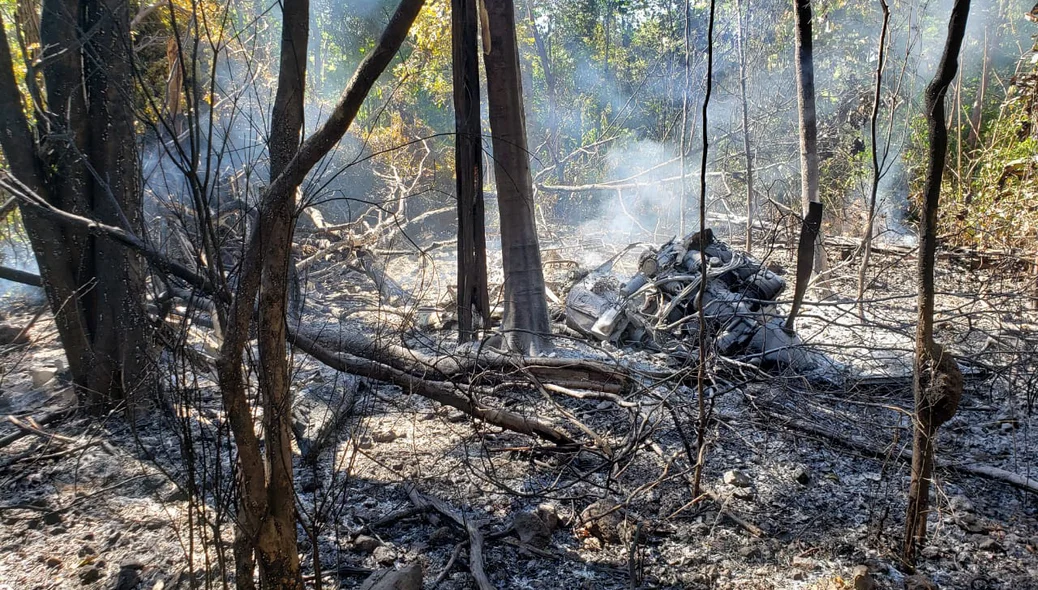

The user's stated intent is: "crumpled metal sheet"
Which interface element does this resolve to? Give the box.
[564,228,810,370]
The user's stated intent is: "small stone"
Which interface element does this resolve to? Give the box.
[371,431,399,443]
[792,556,818,571]
[737,545,759,559]
[45,556,62,568]
[513,511,551,548]
[596,401,611,411]
[353,535,382,554]
[852,565,877,590]
[904,573,939,590]
[793,466,811,486]
[446,411,468,423]
[50,526,67,536]
[723,470,752,488]
[43,511,62,526]
[358,563,422,590]
[733,487,755,501]
[372,545,395,565]
[164,487,190,503]
[113,565,142,590]
[357,437,374,449]
[977,536,1002,552]
[791,570,806,581]
[948,495,974,513]
[78,545,97,558]
[578,499,624,544]
[78,565,103,584]
[535,503,560,531]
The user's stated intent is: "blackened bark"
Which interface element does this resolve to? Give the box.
[453,0,490,341]
[0,3,152,410]
[904,0,970,567]
[482,0,552,354]
[793,0,826,275]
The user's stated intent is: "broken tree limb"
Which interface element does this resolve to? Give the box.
[288,329,577,446]
[0,408,75,450]
[0,266,41,287]
[294,324,647,388]
[406,486,493,590]
[760,409,1038,495]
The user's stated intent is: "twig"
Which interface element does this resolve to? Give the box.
[0,409,75,449]
[406,485,493,590]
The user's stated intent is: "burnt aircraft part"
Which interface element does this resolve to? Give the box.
[564,229,810,370]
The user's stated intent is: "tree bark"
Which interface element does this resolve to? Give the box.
[0,2,152,411]
[904,0,970,567]
[793,0,827,275]
[482,0,552,354]
[454,0,490,342]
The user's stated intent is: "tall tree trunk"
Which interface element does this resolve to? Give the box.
[735,0,754,251]
[793,0,827,275]
[482,0,551,354]
[251,0,310,586]
[454,0,491,341]
[903,0,970,567]
[0,1,153,412]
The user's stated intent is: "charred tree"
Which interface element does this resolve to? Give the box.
[857,0,890,308]
[793,0,827,276]
[482,0,552,354]
[454,0,490,342]
[0,1,152,412]
[903,0,970,567]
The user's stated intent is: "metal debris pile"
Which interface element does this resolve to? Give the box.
[564,229,810,369]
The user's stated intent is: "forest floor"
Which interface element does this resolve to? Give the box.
[0,231,1036,590]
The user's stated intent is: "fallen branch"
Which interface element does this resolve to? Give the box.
[289,329,577,446]
[761,409,1038,495]
[0,409,75,450]
[407,485,493,590]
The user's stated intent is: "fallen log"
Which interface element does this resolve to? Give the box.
[288,328,576,446]
[295,324,649,388]
[0,266,42,287]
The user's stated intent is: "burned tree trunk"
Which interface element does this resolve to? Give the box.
[735,0,754,252]
[453,0,490,342]
[793,0,827,276]
[903,0,970,567]
[0,2,152,411]
[482,0,552,354]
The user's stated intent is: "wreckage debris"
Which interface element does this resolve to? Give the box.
[564,229,810,369]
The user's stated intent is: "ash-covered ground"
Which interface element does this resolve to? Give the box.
[0,229,1036,589]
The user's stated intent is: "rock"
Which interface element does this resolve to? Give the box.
[948,495,974,513]
[372,430,400,443]
[372,545,396,565]
[446,411,468,424]
[852,565,877,590]
[536,503,560,531]
[792,465,811,486]
[513,511,552,548]
[723,469,752,488]
[31,367,58,388]
[43,511,63,526]
[977,536,1002,552]
[78,545,97,557]
[733,487,755,501]
[904,573,939,590]
[78,564,103,585]
[791,556,818,571]
[113,564,142,590]
[45,556,62,568]
[578,499,625,544]
[0,324,28,346]
[353,535,382,554]
[357,564,422,590]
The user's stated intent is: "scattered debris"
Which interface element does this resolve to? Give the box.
[564,229,814,371]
